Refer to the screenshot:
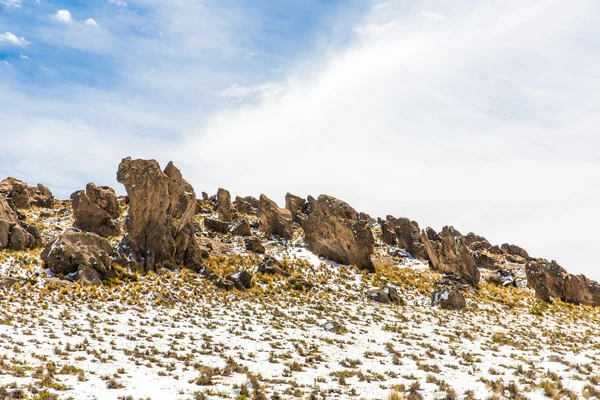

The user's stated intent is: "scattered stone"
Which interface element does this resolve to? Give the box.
[245,237,265,253]
[303,194,375,272]
[367,286,403,305]
[77,267,103,287]
[0,277,18,289]
[256,256,289,277]
[431,287,466,310]
[258,194,293,240]
[44,277,75,290]
[225,270,253,290]
[289,277,313,291]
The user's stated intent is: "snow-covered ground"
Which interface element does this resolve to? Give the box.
[1,207,600,399]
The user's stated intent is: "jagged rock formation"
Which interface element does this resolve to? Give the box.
[230,217,251,236]
[381,216,428,261]
[0,177,54,209]
[525,259,600,306]
[258,194,293,240]
[304,195,375,272]
[71,183,120,237]
[285,193,307,224]
[116,158,201,271]
[217,188,232,222]
[0,196,41,250]
[233,196,259,215]
[422,226,480,286]
[41,231,117,286]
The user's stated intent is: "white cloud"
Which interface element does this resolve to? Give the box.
[54,9,73,24]
[85,18,99,27]
[108,0,127,6]
[220,83,284,102]
[0,0,21,8]
[421,11,447,20]
[19,54,29,59]
[0,32,29,46]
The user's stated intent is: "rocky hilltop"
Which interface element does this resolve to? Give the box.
[1,158,600,400]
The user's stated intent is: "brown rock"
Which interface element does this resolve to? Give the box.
[526,259,600,306]
[245,237,265,253]
[367,286,403,305]
[304,195,375,272]
[0,220,9,248]
[230,217,251,236]
[204,217,230,234]
[382,216,428,260]
[285,193,307,223]
[77,267,103,287]
[0,277,18,289]
[117,158,200,271]
[8,225,36,251]
[0,177,54,209]
[431,287,466,310]
[217,188,232,222]
[71,183,120,237]
[225,270,253,290]
[422,226,480,286]
[257,256,289,276]
[233,196,260,215]
[501,243,529,259]
[258,194,293,240]
[41,231,117,283]
[0,196,18,224]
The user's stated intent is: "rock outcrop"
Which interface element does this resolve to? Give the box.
[285,193,307,224]
[230,217,251,236]
[303,195,375,272]
[0,177,54,209]
[526,259,600,306]
[0,196,41,250]
[367,286,402,305]
[41,231,117,286]
[422,226,480,286]
[245,237,265,253]
[116,158,201,271]
[233,196,259,215]
[258,194,293,240]
[381,216,428,260]
[217,188,233,222]
[71,183,120,237]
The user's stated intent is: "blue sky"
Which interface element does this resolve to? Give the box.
[1,0,599,279]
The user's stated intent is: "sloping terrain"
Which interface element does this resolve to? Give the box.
[1,203,600,400]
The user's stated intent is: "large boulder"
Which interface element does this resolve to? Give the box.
[116,158,201,271]
[245,237,265,253]
[367,286,403,305]
[501,243,530,259]
[71,183,120,237]
[230,217,251,236]
[258,194,293,240]
[422,226,480,286]
[285,193,307,224]
[303,195,375,272]
[0,177,54,209]
[525,259,600,306]
[217,188,233,222]
[41,231,117,285]
[381,216,428,260]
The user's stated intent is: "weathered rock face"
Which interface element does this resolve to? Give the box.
[285,193,307,223]
[525,259,600,306]
[303,195,375,272]
[217,188,232,222]
[41,231,117,285]
[258,194,293,240]
[245,237,265,253]
[501,243,530,259]
[422,226,480,286]
[204,217,230,234]
[256,256,289,277]
[381,216,428,260]
[0,196,40,250]
[233,196,259,215]
[71,183,120,237]
[230,217,251,236]
[0,177,54,209]
[431,287,466,310]
[116,158,200,271]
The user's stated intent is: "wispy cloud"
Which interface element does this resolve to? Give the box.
[0,32,29,46]
[85,18,99,27]
[0,0,21,8]
[220,83,284,102]
[108,0,127,7]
